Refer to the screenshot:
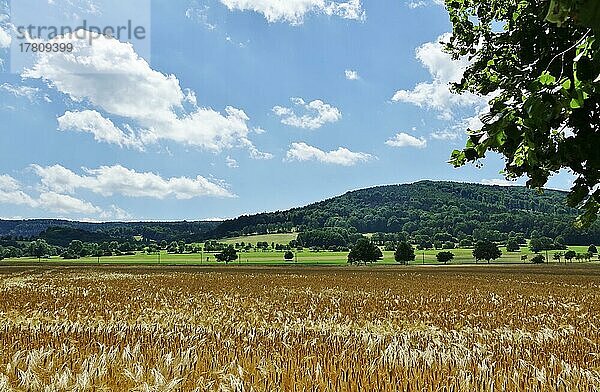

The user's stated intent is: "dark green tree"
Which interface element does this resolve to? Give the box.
[506,238,520,252]
[589,244,598,254]
[348,238,383,265]
[91,243,102,263]
[284,250,294,261]
[68,240,84,257]
[473,240,502,263]
[529,237,554,253]
[394,241,415,265]
[565,249,577,262]
[30,239,51,262]
[436,251,455,264]
[446,0,600,226]
[532,254,546,264]
[215,246,238,264]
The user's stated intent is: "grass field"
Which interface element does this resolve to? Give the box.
[2,245,595,265]
[1,264,600,390]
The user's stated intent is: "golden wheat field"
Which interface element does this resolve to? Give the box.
[1,265,600,391]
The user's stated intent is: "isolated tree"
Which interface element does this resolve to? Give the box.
[68,240,84,257]
[215,246,238,264]
[532,254,546,264]
[395,241,415,265]
[436,251,455,265]
[446,0,600,226]
[589,244,598,254]
[284,251,294,261]
[565,250,577,262]
[473,240,502,264]
[30,239,50,262]
[91,244,103,263]
[506,238,520,252]
[348,238,382,265]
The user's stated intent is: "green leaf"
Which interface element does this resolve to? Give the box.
[570,98,583,108]
[539,72,556,86]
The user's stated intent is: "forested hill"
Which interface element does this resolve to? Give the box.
[0,219,220,245]
[3,181,600,246]
[210,181,600,245]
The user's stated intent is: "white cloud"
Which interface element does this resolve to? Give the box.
[273,97,341,130]
[430,112,485,141]
[57,110,144,150]
[225,156,239,168]
[38,192,102,215]
[429,129,461,141]
[391,33,483,119]
[406,0,443,9]
[286,142,373,166]
[248,146,274,160]
[345,69,359,80]
[0,175,37,207]
[219,0,365,25]
[0,83,49,102]
[23,30,270,158]
[0,173,105,215]
[31,164,235,199]
[0,25,10,48]
[385,132,427,148]
[101,205,133,220]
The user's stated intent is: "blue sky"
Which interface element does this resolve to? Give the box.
[0,0,575,221]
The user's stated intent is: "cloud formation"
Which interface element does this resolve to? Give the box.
[0,25,10,48]
[286,142,373,166]
[273,98,341,130]
[58,110,143,150]
[391,33,483,120]
[31,164,235,199]
[0,174,103,215]
[345,69,360,80]
[385,132,427,148]
[220,0,365,25]
[23,30,270,158]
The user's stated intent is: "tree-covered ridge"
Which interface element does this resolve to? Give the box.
[0,220,220,243]
[211,181,600,245]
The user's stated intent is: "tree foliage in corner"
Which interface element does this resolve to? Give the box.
[446,0,600,227]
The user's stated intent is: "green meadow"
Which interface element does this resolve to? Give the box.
[3,245,594,266]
